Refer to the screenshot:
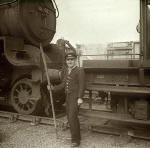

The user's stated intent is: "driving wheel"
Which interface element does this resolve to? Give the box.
[10,78,39,115]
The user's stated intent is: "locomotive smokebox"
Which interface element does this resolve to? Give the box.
[0,0,56,47]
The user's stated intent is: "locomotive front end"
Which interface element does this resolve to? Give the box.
[0,0,56,47]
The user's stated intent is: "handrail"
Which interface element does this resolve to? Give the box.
[0,0,17,6]
[79,53,141,57]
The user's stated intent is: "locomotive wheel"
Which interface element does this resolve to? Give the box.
[10,78,39,115]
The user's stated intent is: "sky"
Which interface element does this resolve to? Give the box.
[52,0,140,45]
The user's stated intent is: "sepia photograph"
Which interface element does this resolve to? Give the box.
[0,0,150,148]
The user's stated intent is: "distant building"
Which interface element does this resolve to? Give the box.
[76,43,107,66]
[76,41,140,66]
[106,41,140,60]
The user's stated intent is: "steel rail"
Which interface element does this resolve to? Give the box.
[0,110,67,129]
[0,110,150,140]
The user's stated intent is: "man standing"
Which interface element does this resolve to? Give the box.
[53,52,85,147]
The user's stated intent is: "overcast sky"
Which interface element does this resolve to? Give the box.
[53,0,140,45]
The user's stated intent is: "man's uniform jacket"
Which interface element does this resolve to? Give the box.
[54,66,85,143]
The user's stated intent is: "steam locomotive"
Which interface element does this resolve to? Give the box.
[0,0,66,115]
[1,0,150,125]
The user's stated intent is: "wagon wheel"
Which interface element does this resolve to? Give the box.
[10,78,38,115]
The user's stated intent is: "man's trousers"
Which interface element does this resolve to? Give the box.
[66,93,81,143]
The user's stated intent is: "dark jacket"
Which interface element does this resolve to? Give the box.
[54,66,85,99]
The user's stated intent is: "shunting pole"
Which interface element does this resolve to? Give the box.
[40,43,58,138]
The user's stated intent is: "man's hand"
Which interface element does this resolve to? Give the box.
[47,85,54,91]
[64,40,69,44]
[77,98,83,106]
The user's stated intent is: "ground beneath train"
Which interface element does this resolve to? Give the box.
[1,116,150,148]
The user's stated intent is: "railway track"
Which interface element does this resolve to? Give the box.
[90,124,150,140]
[0,109,150,141]
[86,119,150,141]
[0,110,68,129]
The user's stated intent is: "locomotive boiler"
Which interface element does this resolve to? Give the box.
[81,0,150,124]
[0,0,56,47]
[0,0,65,115]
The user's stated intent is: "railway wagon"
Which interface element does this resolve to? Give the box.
[0,0,66,115]
[81,0,150,124]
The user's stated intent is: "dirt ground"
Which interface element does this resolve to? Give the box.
[0,117,150,148]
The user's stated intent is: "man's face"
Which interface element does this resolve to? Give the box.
[66,58,76,68]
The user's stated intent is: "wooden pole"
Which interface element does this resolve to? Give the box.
[40,43,58,138]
